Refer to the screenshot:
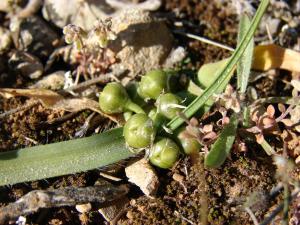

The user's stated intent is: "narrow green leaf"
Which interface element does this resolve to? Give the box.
[237,14,254,93]
[0,128,132,186]
[204,114,238,168]
[167,0,269,131]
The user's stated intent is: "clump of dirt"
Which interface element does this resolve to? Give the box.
[163,0,237,68]
[120,153,276,224]
[0,97,88,151]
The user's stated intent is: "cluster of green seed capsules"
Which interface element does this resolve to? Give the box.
[99,70,201,169]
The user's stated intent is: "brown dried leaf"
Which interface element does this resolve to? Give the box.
[261,117,275,128]
[281,119,294,127]
[266,105,275,118]
[0,88,120,123]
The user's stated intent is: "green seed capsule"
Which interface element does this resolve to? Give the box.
[180,138,201,155]
[157,93,183,120]
[99,82,144,114]
[137,70,168,100]
[123,114,156,149]
[149,138,180,169]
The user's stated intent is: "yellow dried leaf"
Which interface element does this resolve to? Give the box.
[253,44,300,72]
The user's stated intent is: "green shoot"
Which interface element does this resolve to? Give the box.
[204,114,238,168]
[237,14,254,93]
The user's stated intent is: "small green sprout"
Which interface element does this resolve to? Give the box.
[123,114,156,149]
[149,137,180,169]
[99,82,145,114]
[137,69,168,100]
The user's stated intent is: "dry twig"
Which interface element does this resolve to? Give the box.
[0,184,128,224]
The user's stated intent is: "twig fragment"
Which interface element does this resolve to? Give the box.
[0,184,128,224]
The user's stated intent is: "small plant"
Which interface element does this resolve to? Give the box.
[0,0,271,185]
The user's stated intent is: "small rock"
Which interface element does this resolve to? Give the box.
[42,0,114,30]
[125,159,159,196]
[98,197,129,222]
[75,203,92,214]
[172,173,184,183]
[30,71,65,90]
[9,51,43,79]
[109,9,173,78]
[17,16,59,59]
[0,27,12,54]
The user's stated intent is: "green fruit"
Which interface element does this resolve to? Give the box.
[123,114,156,148]
[149,138,180,169]
[137,70,168,100]
[180,138,201,155]
[157,93,183,119]
[99,82,144,114]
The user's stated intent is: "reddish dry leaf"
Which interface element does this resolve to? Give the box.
[266,105,275,118]
[253,44,300,73]
[0,88,121,123]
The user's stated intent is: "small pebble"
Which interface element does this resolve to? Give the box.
[125,159,159,196]
[75,203,92,214]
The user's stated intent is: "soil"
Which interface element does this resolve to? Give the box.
[0,0,299,225]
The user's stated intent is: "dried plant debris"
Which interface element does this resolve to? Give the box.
[0,88,122,123]
[0,184,128,224]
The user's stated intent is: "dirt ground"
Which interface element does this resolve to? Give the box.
[0,0,300,224]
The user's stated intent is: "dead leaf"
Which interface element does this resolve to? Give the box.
[253,44,300,73]
[0,88,121,123]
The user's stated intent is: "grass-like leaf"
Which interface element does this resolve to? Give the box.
[237,14,254,93]
[167,0,269,131]
[0,128,132,186]
[204,114,238,168]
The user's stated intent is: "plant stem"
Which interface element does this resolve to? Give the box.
[125,100,145,114]
[282,183,289,225]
